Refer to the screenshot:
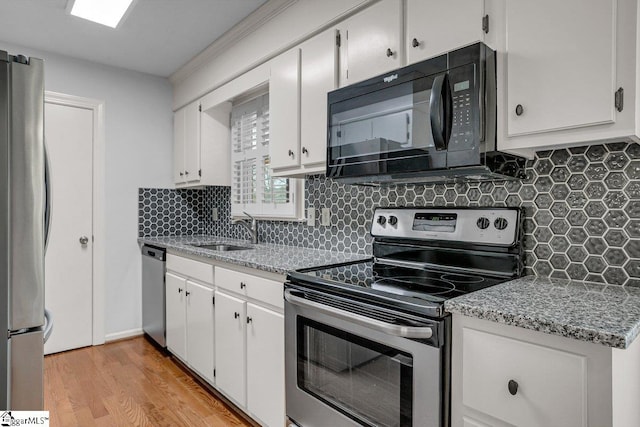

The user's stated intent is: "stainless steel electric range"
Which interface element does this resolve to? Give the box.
[285,207,524,427]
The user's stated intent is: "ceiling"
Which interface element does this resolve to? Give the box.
[0,0,268,77]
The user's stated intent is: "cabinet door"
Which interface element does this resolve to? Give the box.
[173,108,186,184]
[184,101,201,183]
[214,291,246,406]
[339,0,402,86]
[246,304,284,427]
[270,48,301,170]
[300,28,337,168]
[462,328,586,427]
[406,0,485,65]
[186,281,214,384]
[506,0,616,136]
[165,272,186,361]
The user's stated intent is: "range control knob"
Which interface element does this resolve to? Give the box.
[377,216,387,225]
[494,217,509,230]
[476,217,490,230]
[388,215,398,226]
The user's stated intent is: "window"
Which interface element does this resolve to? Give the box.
[231,93,302,219]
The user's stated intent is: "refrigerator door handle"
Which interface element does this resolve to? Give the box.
[43,309,53,343]
[44,140,52,254]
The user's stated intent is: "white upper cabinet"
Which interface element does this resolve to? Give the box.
[299,28,338,169]
[338,0,403,86]
[269,48,301,170]
[269,27,337,178]
[173,102,199,185]
[506,0,616,137]
[406,0,486,65]
[173,99,231,188]
[495,0,639,153]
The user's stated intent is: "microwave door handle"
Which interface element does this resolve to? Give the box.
[284,289,433,339]
[429,73,452,151]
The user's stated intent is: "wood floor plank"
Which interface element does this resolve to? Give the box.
[44,337,252,427]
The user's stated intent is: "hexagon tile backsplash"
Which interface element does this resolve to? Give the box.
[139,142,640,287]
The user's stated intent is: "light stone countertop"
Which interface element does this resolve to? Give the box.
[444,275,640,349]
[138,235,371,275]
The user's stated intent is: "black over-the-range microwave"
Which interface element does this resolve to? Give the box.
[326,42,526,184]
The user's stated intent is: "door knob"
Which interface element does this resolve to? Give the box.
[79,236,89,245]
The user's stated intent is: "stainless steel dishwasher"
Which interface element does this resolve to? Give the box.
[142,244,166,347]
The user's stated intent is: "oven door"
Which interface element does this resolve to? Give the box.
[285,287,446,427]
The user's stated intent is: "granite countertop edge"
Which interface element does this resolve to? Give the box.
[445,277,640,350]
[138,235,371,275]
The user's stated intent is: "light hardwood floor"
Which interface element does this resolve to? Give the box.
[44,337,252,427]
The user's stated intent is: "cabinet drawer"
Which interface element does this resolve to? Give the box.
[215,267,284,309]
[462,328,586,427]
[166,254,213,285]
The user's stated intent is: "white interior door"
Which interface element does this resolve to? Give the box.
[44,101,93,355]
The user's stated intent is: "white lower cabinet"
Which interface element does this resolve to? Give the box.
[165,257,286,426]
[214,291,247,405]
[214,267,285,427]
[246,303,284,427]
[165,257,215,384]
[165,272,187,361]
[451,313,640,427]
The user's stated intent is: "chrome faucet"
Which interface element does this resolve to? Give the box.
[233,211,258,244]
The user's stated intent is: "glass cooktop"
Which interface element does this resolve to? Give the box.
[293,259,506,303]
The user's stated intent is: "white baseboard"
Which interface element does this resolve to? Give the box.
[104,328,144,342]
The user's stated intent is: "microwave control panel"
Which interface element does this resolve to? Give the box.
[449,64,476,152]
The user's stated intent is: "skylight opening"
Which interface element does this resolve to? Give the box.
[68,0,135,28]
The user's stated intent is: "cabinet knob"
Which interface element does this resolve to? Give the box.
[386,48,394,58]
[179,172,184,177]
[515,104,524,116]
[234,312,240,319]
[240,282,246,289]
[185,291,191,296]
[288,149,294,158]
[246,317,253,324]
[185,170,189,175]
[412,38,420,48]
[508,379,519,395]
[178,288,183,293]
[302,146,308,154]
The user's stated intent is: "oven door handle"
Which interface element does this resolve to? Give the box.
[284,289,433,339]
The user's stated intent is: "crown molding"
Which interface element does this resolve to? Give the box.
[169,0,297,85]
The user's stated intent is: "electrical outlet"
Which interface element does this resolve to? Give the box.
[306,208,316,227]
[321,208,331,226]
[211,207,218,221]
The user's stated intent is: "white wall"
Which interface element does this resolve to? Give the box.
[1,41,173,338]
[171,0,369,109]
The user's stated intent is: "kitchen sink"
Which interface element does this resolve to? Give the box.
[191,243,253,251]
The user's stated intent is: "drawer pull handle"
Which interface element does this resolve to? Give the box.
[185,291,190,296]
[515,104,524,116]
[240,282,246,289]
[234,312,240,319]
[508,379,519,396]
[178,288,183,294]
[412,38,420,48]
[246,317,253,324]
[386,48,394,58]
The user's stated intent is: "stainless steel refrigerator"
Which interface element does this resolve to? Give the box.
[0,50,48,410]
